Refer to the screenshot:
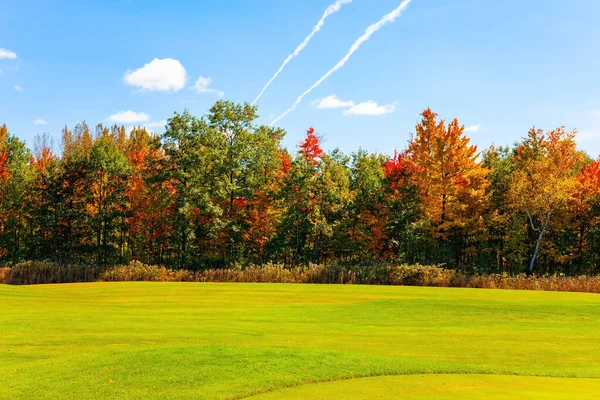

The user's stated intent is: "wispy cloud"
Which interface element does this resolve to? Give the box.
[127,120,168,134]
[343,101,396,116]
[313,96,396,116]
[191,76,224,97]
[0,48,17,59]
[33,118,48,125]
[124,58,187,92]
[252,0,352,105]
[0,69,4,75]
[464,125,481,133]
[144,120,168,132]
[107,110,150,124]
[576,130,600,143]
[14,85,24,91]
[313,95,355,109]
[144,120,167,129]
[270,0,413,126]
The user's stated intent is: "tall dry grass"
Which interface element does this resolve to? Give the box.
[97,262,600,293]
[449,273,600,293]
[2,261,600,294]
[101,261,196,282]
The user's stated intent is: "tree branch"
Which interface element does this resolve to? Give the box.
[526,209,540,232]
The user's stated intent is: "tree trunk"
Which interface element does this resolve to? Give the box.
[528,210,551,274]
[529,229,544,274]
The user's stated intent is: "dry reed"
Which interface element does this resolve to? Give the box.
[2,261,600,294]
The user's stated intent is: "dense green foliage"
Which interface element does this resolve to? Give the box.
[2,103,600,274]
[1,283,599,399]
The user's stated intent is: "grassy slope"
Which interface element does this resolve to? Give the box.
[1,283,599,399]
[247,375,600,399]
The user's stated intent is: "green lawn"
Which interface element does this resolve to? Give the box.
[1,283,599,399]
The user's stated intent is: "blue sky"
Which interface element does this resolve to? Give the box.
[1,0,599,156]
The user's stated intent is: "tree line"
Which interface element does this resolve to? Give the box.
[1,101,599,275]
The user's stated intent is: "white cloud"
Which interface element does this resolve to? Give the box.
[464,125,481,133]
[144,120,167,130]
[0,48,17,59]
[33,118,48,125]
[0,69,4,75]
[124,58,187,91]
[127,120,168,134]
[343,101,396,116]
[313,96,397,116]
[577,130,600,143]
[191,76,224,97]
[313,95,355,109]
[107,110,150,124]
[144,120,167,128]
[14,85,24,91]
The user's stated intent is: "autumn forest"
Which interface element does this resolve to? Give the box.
[1,101,598,276]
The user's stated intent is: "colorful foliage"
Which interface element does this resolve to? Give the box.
[0,103,597,274]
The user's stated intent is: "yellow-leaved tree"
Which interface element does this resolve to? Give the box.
[509,127,583,273]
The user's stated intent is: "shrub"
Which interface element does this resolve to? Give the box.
[387,264,452,286]
[6,261,102,285]
[0,267,12,283]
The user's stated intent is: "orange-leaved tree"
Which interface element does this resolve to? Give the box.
[406,109,490,265]
[571,158,600,266]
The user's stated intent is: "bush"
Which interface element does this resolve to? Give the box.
[0,267,11,283]
[6,261,102,285]
[387,264,453,286]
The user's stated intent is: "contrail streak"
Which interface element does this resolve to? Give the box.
[251,0,352,106]
[270,0,413,127]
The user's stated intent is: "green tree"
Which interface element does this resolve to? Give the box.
[86,136,130,266]
[0,125,35,264]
